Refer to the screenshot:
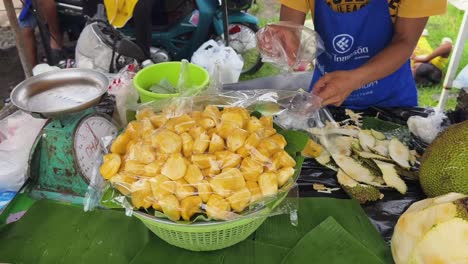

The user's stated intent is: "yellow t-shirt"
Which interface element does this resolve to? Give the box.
[280,0,447,22]
[412,36,448,70]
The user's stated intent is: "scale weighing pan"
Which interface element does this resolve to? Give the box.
[10,68,109,119]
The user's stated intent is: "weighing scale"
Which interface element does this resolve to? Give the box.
[10,69,119,204]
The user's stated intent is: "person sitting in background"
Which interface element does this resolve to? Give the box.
[18,0,64,67]
[412,30,453,86]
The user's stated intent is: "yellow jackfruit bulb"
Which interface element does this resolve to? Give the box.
[184,164,204,185]
[202,163,221,178]
[188,126,205,140]
[244,132,261,150]
[143,159,165,177]
[203,105,221,119]
[258,172,278,197]
[110,172,136,196]
[193,132,210,154]
[190,111,202,120]
[236,146,250,158]
[198,118,216,129]
[223,107,250,120]
[149,175,176,200]
[175,179,196,200]
[161,153,187,180]
[191,154,216,169]
[240,157,263,181]
[250,148,271,165]
[257,128,277,138]
[245,181,262,202]
[197,180,212,203]
[273,150,296,168]
[131,179,153,209]
[269,134,287,149]
[216,121,240,139]
[260,116,273,128]
[277,167,295,187]
[126,121,143,140]
[149,114,168,129]
[173,115,196,134]
[210,168,246,197]
[135,144,157,164]
[152,129,182,154]
[152,200,162,211]
[226,128,249,152]
[180,196,202,221]
[257,138,281,157]
[100,153,122,180]
[227,188,251,213]
[206,194,231,220]
[221,111,245,129]
[216,151,242,169]
[124,160,146,175]
[301,138,323,158]
[110,133,131,154]
[208,133,225,153]
[247,116,263,133]
[136,107,156,121]
[180,133,193,158]
[159,195,181,221]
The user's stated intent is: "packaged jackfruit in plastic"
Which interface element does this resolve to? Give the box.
[87,90,329,223]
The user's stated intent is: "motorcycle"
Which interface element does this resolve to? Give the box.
[55,0,263,74]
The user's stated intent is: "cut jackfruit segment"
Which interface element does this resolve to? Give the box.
[134,143,157,164]
[371,129,386,140]
[251,148,271,165]
[161,153,187,180]
[198,118,216,130]
[336,169,383,204]
[159,194,181,221]
[131,179,153,209]
[188,126,205,140]
[268,134,287,149]
[193,132,210,154]
[216,120,241,139]
[191,154,216,169]
[208,133,225,153]
[332,154,376,184]
[236,146,250,158]
[245,181,262,202]
[389,137,411,169]
[273,150,296,168]
[136,108,156,121]
[152,129,182,154]
[374,160,408,194]
[227,188,251,213]
[257,137,282,156]
[301,138,323,158]
[143,159,165,177]
[221,108,249,128]
[110,133,131,155]
[258,172,278,197]
[206,194,231,220]
[226,128,249,152]
[196,180,212,203]
[184,164,204,185]
[260,116,273,128]
[257,128,277,138]
[124,160,146,175]
[210,168,246,197]
[175,179,196,201]
[126,121,143,140]
[247,116,263,133]
[358,130,375,152]
[149,114,168,129]
[149,175,176,200]
[180,196,202,221]
[203,105,221,120]
[179,132,194,158]
[370,140,389,157]
[277,167,295,187]
[215,151,242,169]
[100,153,122,180]
[110,172,137,196]
[202,163,221,178]
[224,107,250,120]
[244,132,261,150]
[240,157,264,181]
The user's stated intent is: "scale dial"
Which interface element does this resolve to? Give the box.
[73,114,118,184]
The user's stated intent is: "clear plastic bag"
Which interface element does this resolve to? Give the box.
[85,90,329,224]
[256,21,325,72]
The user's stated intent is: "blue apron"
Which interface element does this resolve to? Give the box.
[309,0,417,109]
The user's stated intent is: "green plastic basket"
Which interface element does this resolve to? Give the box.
[133,209,270,251]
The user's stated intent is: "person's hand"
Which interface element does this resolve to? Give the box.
[256,24,301,67]
[312,70,367,107]
[412,55,428,63]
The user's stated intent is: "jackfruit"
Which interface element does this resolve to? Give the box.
[391,193,468,264]
[215,151,242,169]
[210,168,246,197]
[202,163,221,177]
[110,172,137,196]
[110,133,131,155]
[189,126,205,140]
[180,133,193,157]
[143,159,165,177]
[250,148,271,165]
[136,108,156,121]
[208,133,225,153]
[206,194,231,220]
[227,188,251,212]
[149,114,167,128]
[191,154,216,170]
[374,160,407,194]
[277,167,295,187]
[123,160,146,175]
[301,138,323,158]
[240,157,263,181]
[216,120,240,139]
[193,132,210,154]
[257,127,276,138]
[198,118,216,129]
[164,114,195,134]
[273,150,296,168]
[258,172,278,197]
[257,137,281,156]
[202,105,221,122]
[336,169,383,204]
[126,121,143,140]
[184,164,204,185]
[190,111,202,120]
[245,181,262,202]
[247,116,263,133]
[159,194,181,221]
[149,174,176,200]
[221,107,249,128]
[196,180,212,202]
[244,132,261,150]
[131,179,153,209]
[388,137,410,169]
[226,128,249,152]
[268,134,287,149]
[175,179,196,200]
[152,129,182,154]
[259,116,273,128]
[161,153,187,180]
[180,196,202,221]
[100,153,121,179]
[419,121,468,197]
[133,143,156,164]
[236,146,250,158]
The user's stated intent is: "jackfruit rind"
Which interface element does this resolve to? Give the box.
[336,169,383,204]
[419,120,468,197]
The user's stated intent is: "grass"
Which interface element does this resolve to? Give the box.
[241,2,466,110]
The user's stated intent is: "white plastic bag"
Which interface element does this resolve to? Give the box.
[453,64,468,88]
[191,40,244,84]
[0,111,47,192]
[108,64,140,126]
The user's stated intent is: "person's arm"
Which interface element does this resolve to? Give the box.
[413,42,453,62]
[313,17,428,106]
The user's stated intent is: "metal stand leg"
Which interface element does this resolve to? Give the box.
[438,10,468,111]
[221,0,230,46]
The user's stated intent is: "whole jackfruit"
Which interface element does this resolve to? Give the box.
[336,169,383,204]
[419,120,468,197]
